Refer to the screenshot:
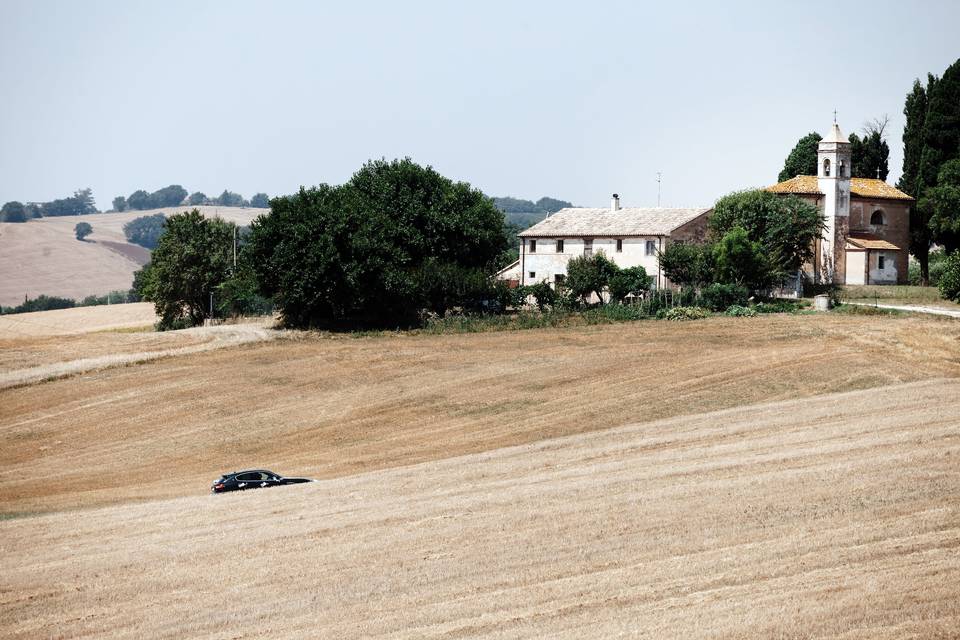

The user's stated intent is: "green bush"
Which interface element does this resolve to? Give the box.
[698,283,749,311]
[526,281,557,311]
[725,305,757,317]
[657,306,709,321]
[938,252,960,302]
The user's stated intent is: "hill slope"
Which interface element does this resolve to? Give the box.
[0,206,266,306]
[3,379,959,638]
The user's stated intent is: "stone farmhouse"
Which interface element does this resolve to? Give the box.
[496,195,712,290]
[766,122,913,285]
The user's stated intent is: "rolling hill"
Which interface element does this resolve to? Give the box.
[0,205,266,307]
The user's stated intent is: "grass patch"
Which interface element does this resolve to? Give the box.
[841,285,943,302]
[832,303,905,316]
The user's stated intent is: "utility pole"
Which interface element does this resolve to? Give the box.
[656,172,662,207]
[233,225,237,269]
[209,291,214,320]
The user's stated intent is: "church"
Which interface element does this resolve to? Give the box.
[766,122,913,285]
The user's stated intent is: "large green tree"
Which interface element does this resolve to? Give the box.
[712,227,771,290]
[778,133,822,182]
[138,209,235,329]
[709,189,823,275]
[899,59,960,283]
[248,158,508,328]
[658,241,714,288]
[923,159,960,254]
[123,213,168,249]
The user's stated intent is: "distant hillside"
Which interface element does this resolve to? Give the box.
[492,196,572,230]
[0,206,266,307]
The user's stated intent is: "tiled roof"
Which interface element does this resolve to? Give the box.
[766,175,913,201]
[846,233,902,251]
[517,207,710,237]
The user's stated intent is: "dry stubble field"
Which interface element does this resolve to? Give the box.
[2,311,960,638]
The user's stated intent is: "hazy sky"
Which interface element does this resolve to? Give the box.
[1,1,958,210]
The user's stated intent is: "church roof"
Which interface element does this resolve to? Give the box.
[846,233,901,251]
[765,175,914,201]
[518,207,711,237]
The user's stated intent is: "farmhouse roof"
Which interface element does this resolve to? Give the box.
[517,207,711,237]
[846,233,902,251]
[765,175,913,201]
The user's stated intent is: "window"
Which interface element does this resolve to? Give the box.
[528,271,536,280]
[838,159,846,177]
[529,239,537,253]
[645,240,656,256]
[616,239,623,252]
[556,239,564,253]
[870,210,885,225]
[554,274,565,286]
[823,158,831,177]
[878,254,886,270]
[236,472,261,482]
[583,239,593,257]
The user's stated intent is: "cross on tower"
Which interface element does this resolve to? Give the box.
[833,109,838,123]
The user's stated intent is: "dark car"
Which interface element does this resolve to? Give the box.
[211,469,314,494]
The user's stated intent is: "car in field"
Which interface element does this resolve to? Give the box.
[211,469,314,494]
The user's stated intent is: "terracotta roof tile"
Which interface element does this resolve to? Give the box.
[846,233,901,251]
[765,175,913,201]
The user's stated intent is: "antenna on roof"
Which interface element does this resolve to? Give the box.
[656,172,662,207]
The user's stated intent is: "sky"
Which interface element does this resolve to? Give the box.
[1,0,958,210]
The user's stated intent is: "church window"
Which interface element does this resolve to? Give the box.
[870,210,885,225]
[823,159,831,177]
[839,160,846,177]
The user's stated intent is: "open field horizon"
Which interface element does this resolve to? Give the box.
[0,206,266,307]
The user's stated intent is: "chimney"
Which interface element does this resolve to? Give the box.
[611,193,620,211]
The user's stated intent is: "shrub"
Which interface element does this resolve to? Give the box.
[74,222,93,241]
[939,251,960,302]
[699,282,749,311]
[608,265,651,303]
[1,294,76,314]
[725,305,757,317]
[657,306,709,321]
[565,253,618,303]
[526,281,557,311]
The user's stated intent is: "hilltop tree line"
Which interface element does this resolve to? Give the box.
[112,187,270,212]
[1,186,270,223]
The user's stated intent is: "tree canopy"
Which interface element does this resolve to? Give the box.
[248,158,508,328]
[1,201,28,223]
[123,213,168,249]
[40,188,97,216]
[491,196,572,214]
[709,189,823,274]
[849,117,891,180]
[249,193,270,208]
[778,132,822,182]
[136,209,236,329]
[899,58,960,282]
[923,159,960,254]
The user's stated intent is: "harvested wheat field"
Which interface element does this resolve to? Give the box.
[2,313,960,637]
[3,378,960,638]
[0,206,265,307]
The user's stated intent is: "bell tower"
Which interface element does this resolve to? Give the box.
[816,120,851,282]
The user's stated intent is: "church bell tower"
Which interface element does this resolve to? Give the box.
[816,121,851,283]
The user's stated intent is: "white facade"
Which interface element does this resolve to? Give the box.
[816,123,852,282]
[520,236,666,288]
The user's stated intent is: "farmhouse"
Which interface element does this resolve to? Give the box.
[498,196,712,289]
[766,122,914,285]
